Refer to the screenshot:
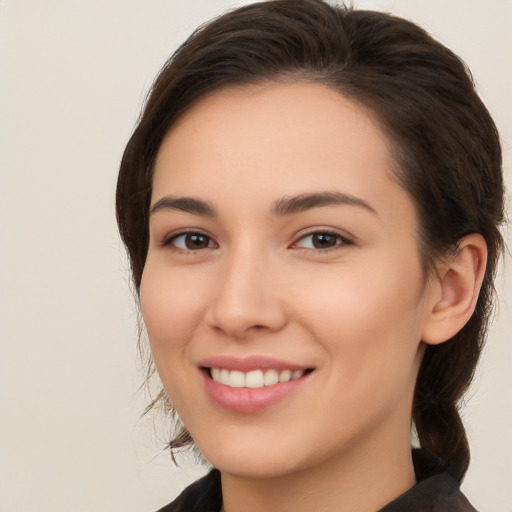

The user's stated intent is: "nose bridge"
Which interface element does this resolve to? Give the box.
[207,236,286,338]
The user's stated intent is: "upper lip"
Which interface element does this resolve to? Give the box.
[199,355,313,373]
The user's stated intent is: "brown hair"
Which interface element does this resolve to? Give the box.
[116,0,504,480]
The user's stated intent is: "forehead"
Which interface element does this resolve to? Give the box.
[152,81,413,223]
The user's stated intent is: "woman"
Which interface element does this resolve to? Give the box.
[116,1,504,510]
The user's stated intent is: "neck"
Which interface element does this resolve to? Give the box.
[220,432,416,512]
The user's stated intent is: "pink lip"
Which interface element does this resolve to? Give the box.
[199,355,309,372]
[198,356,314,413]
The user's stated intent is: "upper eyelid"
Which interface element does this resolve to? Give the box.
[158,226,353,248]
[291,227,353,244]
[292,235,349,250]
[161,229,216,247]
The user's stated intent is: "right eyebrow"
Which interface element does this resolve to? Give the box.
[149,196,217,217]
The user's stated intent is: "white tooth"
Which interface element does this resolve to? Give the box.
[211,368,220,381]
[219,369,230,386]
[292,370,304,380]
[228,370,245,388]
[245,370,264,388]
[264,369,279,386]
[278,369,292,383]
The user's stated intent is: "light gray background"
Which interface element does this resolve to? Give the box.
[1,1,510,511]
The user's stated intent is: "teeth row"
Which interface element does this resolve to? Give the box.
[210,368,305,389]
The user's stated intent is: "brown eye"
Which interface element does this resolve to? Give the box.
[185,234,211,249]
[311,233,339,249]
[169,232,216,251]
[293,231,351,251]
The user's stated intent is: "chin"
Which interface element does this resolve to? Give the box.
[196,438,303,479]
[212,456,300,480]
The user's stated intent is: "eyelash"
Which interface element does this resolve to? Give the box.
[161,231,217,253]
[291,229,353,252]
[161,229,353,254]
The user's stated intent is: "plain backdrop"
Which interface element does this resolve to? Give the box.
[0,1,510,511]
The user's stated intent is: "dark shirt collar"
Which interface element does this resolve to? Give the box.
[378,450,477,511]
[158,450,477,512]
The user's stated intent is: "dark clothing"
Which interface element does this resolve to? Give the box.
[158,450,477,512]
[158,469,222,512]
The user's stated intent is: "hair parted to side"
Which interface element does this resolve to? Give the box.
[116,0,504,480]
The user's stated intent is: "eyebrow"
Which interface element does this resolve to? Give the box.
[150,196,217,217]
[149,191,377,218]
[271,191,377,216]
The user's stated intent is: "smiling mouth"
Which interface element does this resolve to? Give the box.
[206,367,314,389]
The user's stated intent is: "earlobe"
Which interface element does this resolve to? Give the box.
[422,234,488,345]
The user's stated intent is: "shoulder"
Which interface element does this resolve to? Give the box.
[156,469,222,512]
[379,450,478,512]
[379,473,478,512]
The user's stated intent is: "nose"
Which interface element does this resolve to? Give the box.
[206,244,288,340]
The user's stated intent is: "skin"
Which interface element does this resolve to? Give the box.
[140,82,486,512]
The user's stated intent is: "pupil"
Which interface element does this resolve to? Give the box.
[313,233,336,248]
[186,234,208,249]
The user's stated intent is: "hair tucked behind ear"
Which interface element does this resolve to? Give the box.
[116,0,504,479]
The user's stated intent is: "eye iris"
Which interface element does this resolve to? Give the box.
[185,234,209,250]
[312,233,337,249]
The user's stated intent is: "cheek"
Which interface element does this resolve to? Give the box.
[139,264,207,356]
[139,264,212,413]
[295,258,426,378]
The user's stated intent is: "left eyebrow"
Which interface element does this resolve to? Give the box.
[271,191,378,216]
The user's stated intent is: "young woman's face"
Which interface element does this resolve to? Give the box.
[141,82,437,478]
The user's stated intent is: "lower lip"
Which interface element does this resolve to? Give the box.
[201,370,312,413]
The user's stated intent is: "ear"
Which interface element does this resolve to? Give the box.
[422,234,488,345]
